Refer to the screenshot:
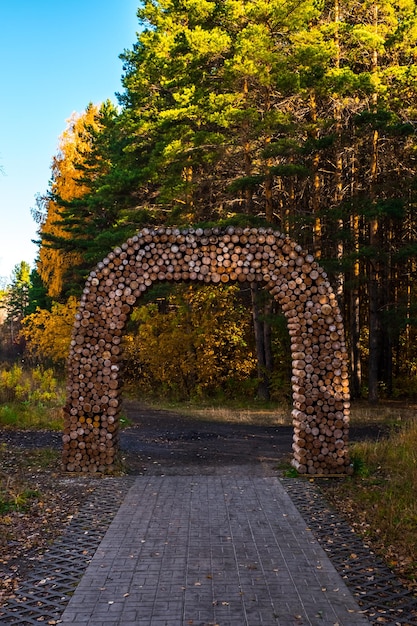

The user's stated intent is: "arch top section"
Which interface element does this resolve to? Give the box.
[64,225,351,476]
[87,225,310,296]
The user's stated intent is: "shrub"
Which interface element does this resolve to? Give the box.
[0,364,60,405]
[0,365,64,430]
[123,284,257,400]
[20,297,79,366]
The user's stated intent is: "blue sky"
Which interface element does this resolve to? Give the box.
[0,0,140,284]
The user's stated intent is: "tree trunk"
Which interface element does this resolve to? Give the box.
[349,285,362,398]
[264,89,274,223]
[368,128,381,404]
[368,260,381,404]
[368,5,380,404]
[310,91,322,257]
[265,172,273,223]
[250,282,272,401]
[333,0,344,301]
[242,77,253,215]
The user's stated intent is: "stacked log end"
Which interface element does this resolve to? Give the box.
[63,226,352,475]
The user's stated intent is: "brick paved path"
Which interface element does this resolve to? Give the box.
[59,472,369,626]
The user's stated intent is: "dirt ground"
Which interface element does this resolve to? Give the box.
[119,399,388,474]
[0,399,387,473]
[120,400,294,472]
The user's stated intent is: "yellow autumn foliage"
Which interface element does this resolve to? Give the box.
[123,284,257,399]
[20,297,79,364]
[37,105,101,298]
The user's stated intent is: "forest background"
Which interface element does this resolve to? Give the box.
[2,0,417,406]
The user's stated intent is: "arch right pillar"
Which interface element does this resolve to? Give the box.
[266,242,351,475]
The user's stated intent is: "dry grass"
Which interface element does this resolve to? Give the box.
[349,400,417,427]
[198,399,417,428]
[154,398,417,429]
[322,408,417,589]
[172,404,292,426]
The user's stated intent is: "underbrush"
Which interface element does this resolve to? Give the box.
[322,416,417,588]
[0,445,59,517]
[0,364,64,430]
[0,482,40,514]
[0,445,71,575]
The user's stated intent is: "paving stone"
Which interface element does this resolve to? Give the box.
[59,474,370,625]
[3,465,416,625]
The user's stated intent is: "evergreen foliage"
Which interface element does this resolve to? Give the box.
[28,0,417,401]
[6,262,31,325]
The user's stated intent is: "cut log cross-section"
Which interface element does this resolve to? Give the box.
[63,226,352,475]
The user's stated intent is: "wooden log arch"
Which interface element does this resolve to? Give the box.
[63,226,352,475]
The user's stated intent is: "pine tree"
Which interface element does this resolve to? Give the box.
[5,262,31,344]
[36,101,147,298]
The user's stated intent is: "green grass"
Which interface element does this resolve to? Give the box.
[0,486,40,514]
[119,412,133,428]
[0,402,64,430]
